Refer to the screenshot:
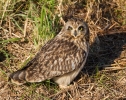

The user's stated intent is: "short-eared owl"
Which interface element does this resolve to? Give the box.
[9,18,89,88]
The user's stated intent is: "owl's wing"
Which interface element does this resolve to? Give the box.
[11,38,87,83]
[23,37,88,83]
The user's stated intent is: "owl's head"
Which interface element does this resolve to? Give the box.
[59,18,89,42]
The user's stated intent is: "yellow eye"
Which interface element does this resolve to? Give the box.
[78,26,84,31]
[67,26,73,30]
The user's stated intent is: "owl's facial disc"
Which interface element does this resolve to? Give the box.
[67,25,85,38]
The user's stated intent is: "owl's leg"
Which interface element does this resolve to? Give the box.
[53,69,80,89]
[52,74,73,89]
[53,76,71,89]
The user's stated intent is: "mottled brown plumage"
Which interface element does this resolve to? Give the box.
[9,18,90,88]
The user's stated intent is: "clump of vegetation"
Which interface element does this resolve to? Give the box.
[0,0,126,99]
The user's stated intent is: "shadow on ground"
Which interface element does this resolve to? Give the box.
[83,32,126,75]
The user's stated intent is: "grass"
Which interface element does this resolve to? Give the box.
[0,0,59,99]
[0,0,126,99]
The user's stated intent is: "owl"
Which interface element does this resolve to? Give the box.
[9,18,90,88]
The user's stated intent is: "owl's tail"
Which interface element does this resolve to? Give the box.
[9,70,26,85]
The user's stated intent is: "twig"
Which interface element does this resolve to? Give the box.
[98,30,126,36]
[49,85,75,98]
[103,67,126,71]
[23,18,28,37]
[57,0,65,25]
[9,17,11,35]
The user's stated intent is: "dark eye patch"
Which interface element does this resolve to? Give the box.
[78,26,84,31]
[67,26,73,30]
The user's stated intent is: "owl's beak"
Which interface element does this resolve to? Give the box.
[73,30,77,37]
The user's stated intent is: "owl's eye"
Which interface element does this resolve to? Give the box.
[67,26,73,30]
[78,26,84,31]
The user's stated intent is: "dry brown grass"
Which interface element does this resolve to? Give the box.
[0,0,126,100]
